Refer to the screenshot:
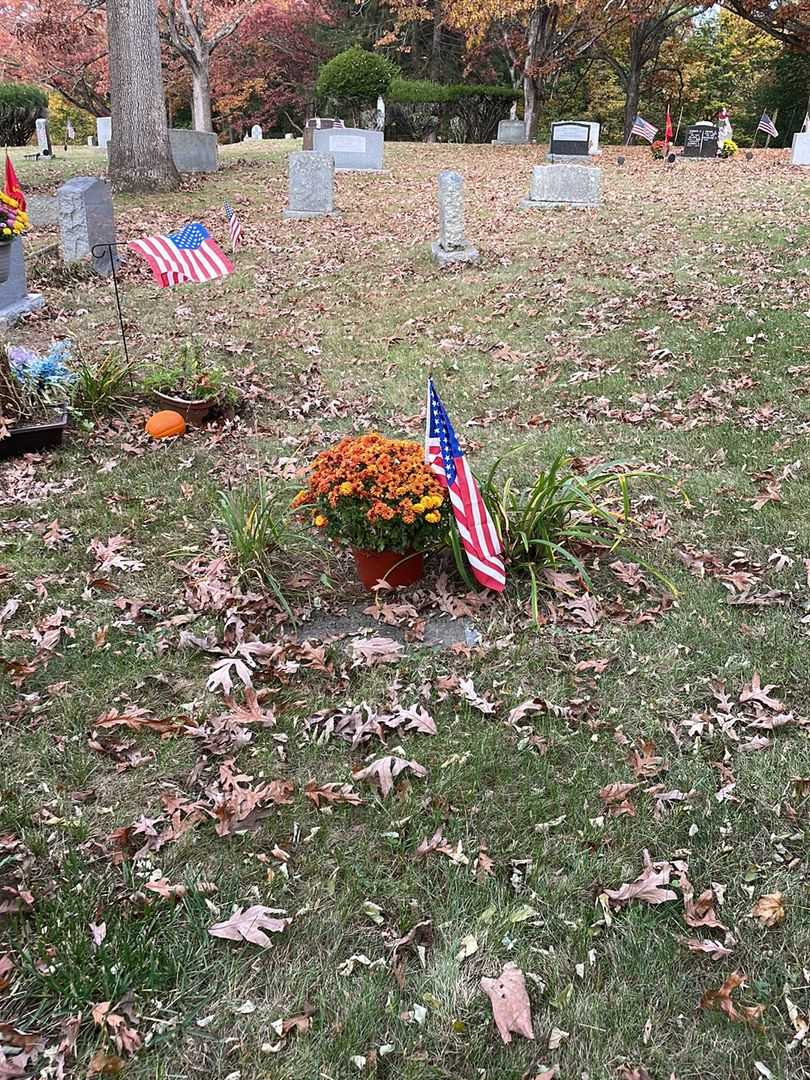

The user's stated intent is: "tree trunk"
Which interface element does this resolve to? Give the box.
[524,72,539,141]
[106,0,180,192]
[429,5,443,83]
[622,69,642,143]
[190,51,213,132]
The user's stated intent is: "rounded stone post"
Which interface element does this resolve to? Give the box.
[431,170,478,266]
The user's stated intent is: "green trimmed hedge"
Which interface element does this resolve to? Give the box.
[0,83,48,147]
[317,48,399,112]
[386,79,520,143]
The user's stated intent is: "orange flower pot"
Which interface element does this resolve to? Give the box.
[352,548,424,590]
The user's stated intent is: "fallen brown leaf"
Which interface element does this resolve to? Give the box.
[700,970,765,1027]
[480,962,534,1044]
[750,892,785,928]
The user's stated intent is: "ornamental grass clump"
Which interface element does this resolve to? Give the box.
[293,433,449,552]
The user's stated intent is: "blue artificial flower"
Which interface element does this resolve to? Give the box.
[7,340,75,386]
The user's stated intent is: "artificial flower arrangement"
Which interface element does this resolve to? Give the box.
[292,432,449,588]
[719,139,739,159]
[0,191,29,243]
[650,139,665,160]
[1,341,74,430]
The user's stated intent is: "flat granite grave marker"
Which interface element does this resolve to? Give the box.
[492,119,527,145]
[57,176,118,274]
[283,152,339,219]
[520,163,601,210]
[96,117,112,151]
[0,239,44,327]
[431,171,478,267]
[683,123,718,158]
[312,127,383,172]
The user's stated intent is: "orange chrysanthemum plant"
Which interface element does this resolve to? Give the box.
[292,433,449,553]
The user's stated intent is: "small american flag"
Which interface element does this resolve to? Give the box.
[425,379,505,592]
[757,112,778,139]
[224,202,243,253]
[631,115,658,143]
[128,222,233,288]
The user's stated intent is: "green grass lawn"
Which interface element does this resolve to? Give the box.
[1,141,810,1079]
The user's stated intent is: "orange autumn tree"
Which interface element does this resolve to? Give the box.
[384,0,623,138]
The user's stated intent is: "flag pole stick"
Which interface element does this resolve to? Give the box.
[673,103,684,144]
[91,241,134,388]
[765,107,779,149]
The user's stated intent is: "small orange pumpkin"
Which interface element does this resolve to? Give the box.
[145,410,186,439]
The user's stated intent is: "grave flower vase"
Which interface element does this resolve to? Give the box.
[352,548,424,590]
[0,242,11,285]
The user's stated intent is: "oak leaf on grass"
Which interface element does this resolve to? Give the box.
[208,905,290,948]
[480,963,534,1044]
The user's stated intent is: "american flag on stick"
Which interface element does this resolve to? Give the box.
[128,222,233,288]
[425,379,506,592]
[224,201,243,253]
[631,115,658,143]
[756,112,779,139]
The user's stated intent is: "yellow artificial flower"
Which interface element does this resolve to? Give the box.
[314,514,327,527]
[424,511,440,524]
[339,482,353,496]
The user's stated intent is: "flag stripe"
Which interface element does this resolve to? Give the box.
[128,223,233,289]
[631,116,657,143]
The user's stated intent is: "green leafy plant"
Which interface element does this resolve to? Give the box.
[143,340,236,405]
[0,83,48,147]
[449,451,676,618]
[316,47,398,117]
[70,350,134,420]
[218,483,327,615]
[720,138,739,158]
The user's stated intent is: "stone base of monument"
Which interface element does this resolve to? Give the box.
[520,164,601,210]
[0,239,44,327]
[431,240,479,267]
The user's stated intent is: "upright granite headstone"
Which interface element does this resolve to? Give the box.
[96,116,112,152]
[683,123,718,158]
[35,119,52,156]
[312,127,383,171]
[493,119,527,145]
[283,152,339,219]
[251,124,263,140]
[26,196,58,227]
[0,239,44,327]
[57,177,118,274]
[520,163,601,210]
[431,171,478,267]
[790,131,810,166]
[303,117,345,150]
[547,121,600,162]
[169,130,218,173]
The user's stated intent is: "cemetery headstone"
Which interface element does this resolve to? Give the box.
[0,238,44,327]
[86,136,96,147]
[251,124,263,140]
[283,152,339,219]
[96,116,112,152]
[376,96,386,132]
[57,176,118,274]
[35,118,52,157]
[683,123,718,159]
[169,129,218,173]
[547,121,600,162]
[790,131,810,166]
[431,171,478,267]
[312,127,383,172]
[520,163,601,210]
[303,117,345,151]
[492,119,527,145]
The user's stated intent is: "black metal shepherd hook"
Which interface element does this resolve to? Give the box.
[90,240,132,372]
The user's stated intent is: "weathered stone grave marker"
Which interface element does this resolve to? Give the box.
[57,177,118,274]
[0,239,44,327]
[169,129,218,173]
[492,119,527,145]
[283,152,339,219]
[96,117,112,151]
[520,163,601,210]
[35,119,52,157]
[431,171,478,267]
[790,131,810,166]
[251,124,263,140]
